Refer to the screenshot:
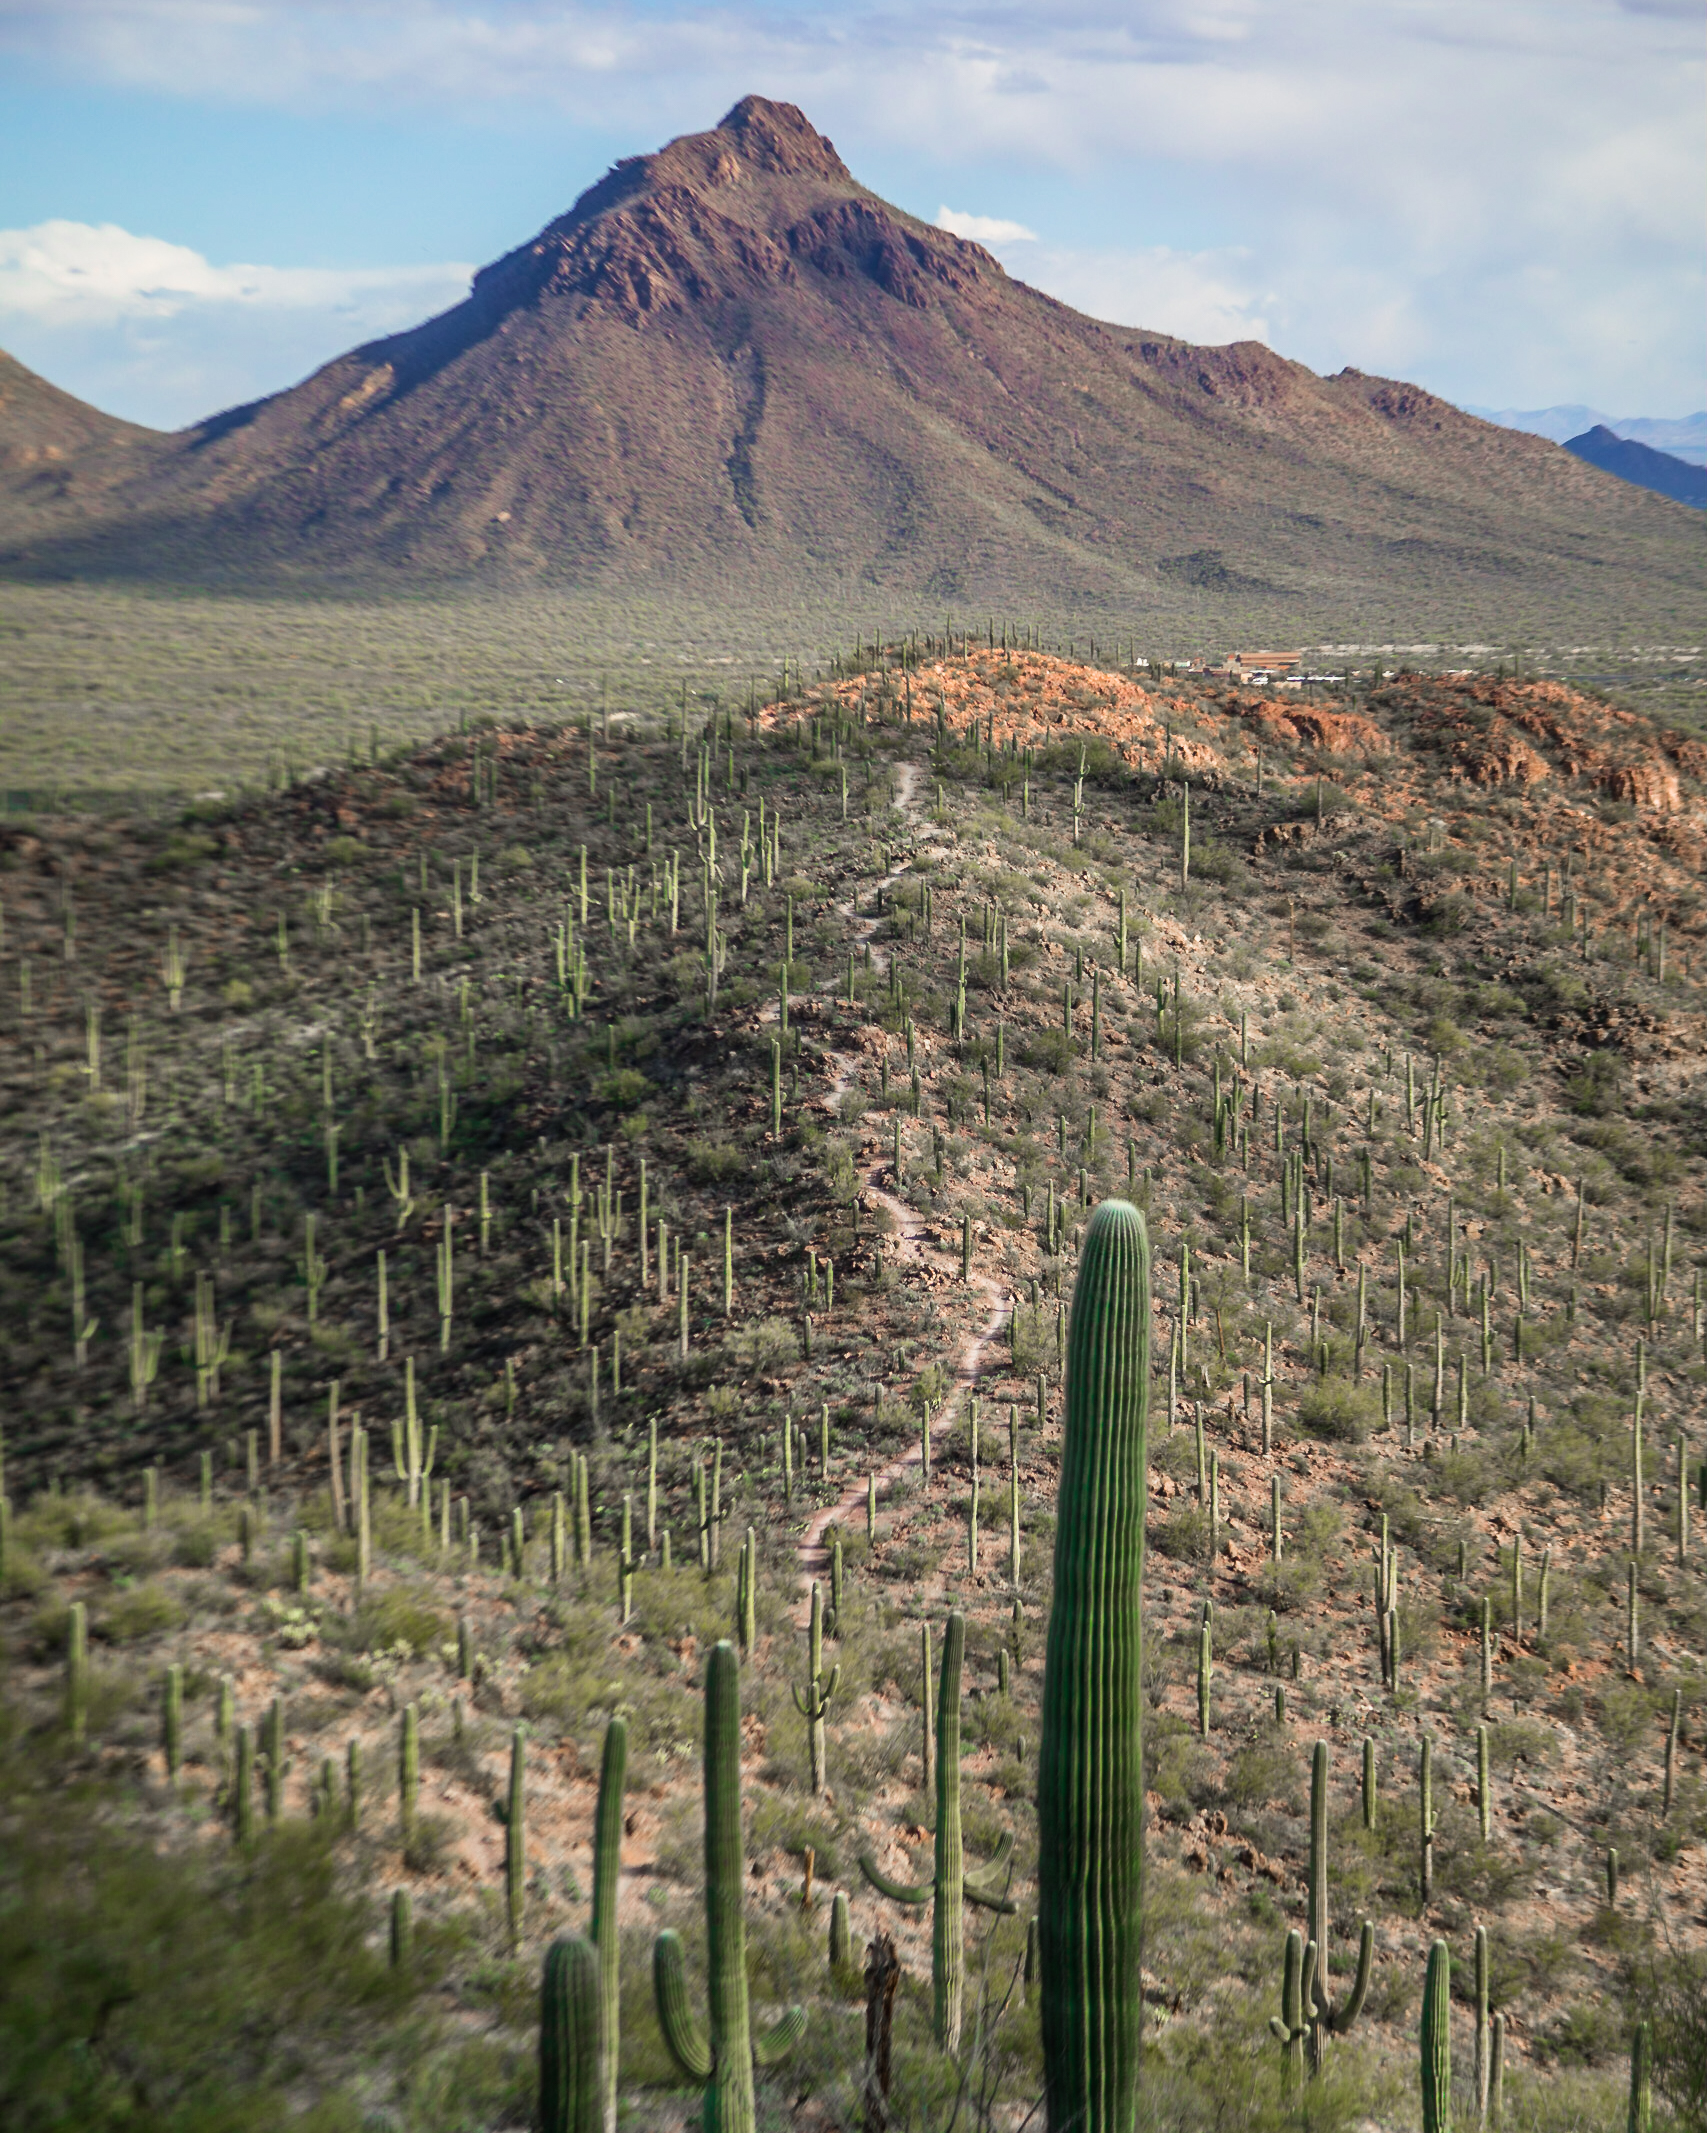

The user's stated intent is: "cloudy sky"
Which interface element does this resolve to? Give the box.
[1,0,1701,431]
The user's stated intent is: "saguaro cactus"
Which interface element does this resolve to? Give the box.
[399,1703,419,1850]
[506,1725,527,1950]
[1270,1928,1309,2086]
[829,1891,853,1975]
[66,1600,88,1745]
[859,1611,1016,2049]
[1420,1735,1436,1904]
[792,1580,840,1796]
[1305,1741,1374,2073]
[1421,1940,1452,2133]
[591,1717,627,2133]
[540,1934,603,2133]
[654,1642,805,2133]
[163,1662,183,1786]
[1038,1198,1149,2133]
[1629,2018,1653,2133]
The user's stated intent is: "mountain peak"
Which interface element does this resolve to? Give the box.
[712,96,851,183]
[0,97,1697,630]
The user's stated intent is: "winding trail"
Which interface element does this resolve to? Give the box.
[794,758,1013,1614]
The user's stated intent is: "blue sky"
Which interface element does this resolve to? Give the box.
[1,0,1701,431]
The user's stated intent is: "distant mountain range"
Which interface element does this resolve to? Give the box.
[0,98,1701,637]
[1564,425,1706,510]
[1467,404,1707,466]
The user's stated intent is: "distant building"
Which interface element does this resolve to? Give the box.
[1196,650,1306,684]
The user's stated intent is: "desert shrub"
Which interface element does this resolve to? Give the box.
[1567,1050,1623,1116]
[746,1797,840,1881]
[1151,1506,1211,1563]
[349,1586,447,1656]
[0,1753,418,2130]
[724,1318,799,1374]
[1250,1556,1320,1612]
[1631,1941,1707,2127]
[148,830,219,871]
[1220,1735,1302,1812]
[593,1069,652,1111]
[1295,1378,1380,1443]
[1019,1028,1077,1073]
[402,1814,457,1876]
[95,1582,184,1644]
[685,1138,745,1183]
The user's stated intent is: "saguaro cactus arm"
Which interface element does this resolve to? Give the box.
[858,1852,932,1905]
[653,1933,715,2080]
[1322,1922,1375,2031]
[789,1666,842,1718]
[964,1833,1018,1909]
[859,1839,1015,1911]
[752,2008,809,2066]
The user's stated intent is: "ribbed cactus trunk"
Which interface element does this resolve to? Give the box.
[654,1643,805,2128]
[1630,2018,1653,2133]
[1039,1198,1150,2133]
[540,1934,603,2133]
[1306,1740,1330,2073]
[591,1717,627,2133]
[506,1726,527,1950]
[791,1580,839,1797]
[707,1640,757,2133]
[1421,1940,1452,2133]
[1305,1740,1374,2074]
[933,1614,967,2049]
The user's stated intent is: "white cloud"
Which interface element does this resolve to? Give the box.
[934,207,1038,245]
[0,219,471,328]
[1012,243,1268,349]
[0,220,472,428]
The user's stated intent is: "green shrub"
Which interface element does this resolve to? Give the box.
[96,1582,184,1644]
[1295,1378,1380,1443]
[685,1138,745,1183]
[1019,1028,1076,1073]
[1151,1506,1211,1563]
[593,1069,652,1111]
[349,1586,447,1656]
[0,1753,419,2128]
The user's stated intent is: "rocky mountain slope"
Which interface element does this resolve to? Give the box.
[0,99,1699,637]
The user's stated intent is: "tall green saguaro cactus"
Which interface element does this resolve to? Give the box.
[540,1934,603,2133]
[1421,1940,1452,2133]
[1037,1196,1150,2133]
[791,1580,840,1796]
[654,1642,805,2133]
[591,1717,627,2133]
[859,1611,1016,2050]
[1629,2019,1653,2133]
[506,1725,527,1950]
[1306,1740,1374,2073]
